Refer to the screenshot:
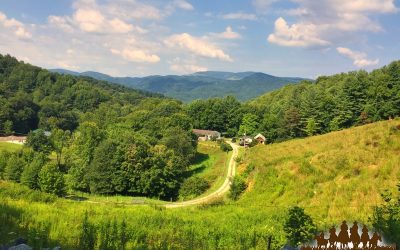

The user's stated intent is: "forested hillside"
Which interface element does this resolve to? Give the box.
[0,54,197,200]
[51,69,306,102]
[187,61,400,142]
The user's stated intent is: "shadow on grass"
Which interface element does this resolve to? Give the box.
[0,202,64,249]
[184,152,210,178]
[64,195,88,201]
[192,152,210,165]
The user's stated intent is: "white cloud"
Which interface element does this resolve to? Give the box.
[106,1,163,21]
[74,9,105,33]
[268,17,330,47]
[109,18,134,33]
[285,8,309,16]
[213,26,241,40]
[111,48,160,63]
[0,11,32,39]
[266,0,398,51]
[171,0,194,11]
[48,15,74,33]
[170,64,207,73]
[335,0,398,14]
[221,12,257,21]
[337,47,379,67]
[164,33,233,62]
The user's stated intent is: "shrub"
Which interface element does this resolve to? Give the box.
[0,181,56,203]
[179,176,209,199]
[39,163,66,197]
[371,183,400,246]
[220,141,233,153]
[4,154,25,182]
[242,163,255,178]
[284,206,316,247]
[0,150,10,179]
[229,176,247,200]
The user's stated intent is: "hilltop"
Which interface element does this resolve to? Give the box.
[50,69,308,102]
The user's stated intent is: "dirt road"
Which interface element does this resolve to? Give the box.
[165,141,238,208]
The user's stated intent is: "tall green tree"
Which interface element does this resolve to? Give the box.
[238,113,259,136]
[26,129,53,154]
[20,153,47,189]
[50,128,71,168]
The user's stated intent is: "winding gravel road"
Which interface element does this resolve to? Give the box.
[165,141,238,208]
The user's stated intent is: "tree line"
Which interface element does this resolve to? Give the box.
[186,61,400,142]
[0,54,196,200]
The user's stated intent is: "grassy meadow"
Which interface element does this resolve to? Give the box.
[0,142,23,152]
[1,120,399,249]
[240,119,400,227]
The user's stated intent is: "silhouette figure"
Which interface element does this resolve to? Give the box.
[304,221,396,250]
[328,226,338,248]
[361,225,370,248]
[370,232,382,249]
[337,221,350,249]
[350,221,360,249]
[315,232,328,249]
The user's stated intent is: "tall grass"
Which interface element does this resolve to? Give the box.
[241,119,400,226]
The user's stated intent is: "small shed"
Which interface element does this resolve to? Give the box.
[192,129,221,141]
[254,133,266,144]
[239,136,253,146]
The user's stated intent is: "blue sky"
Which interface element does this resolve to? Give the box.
[0,0,399,78]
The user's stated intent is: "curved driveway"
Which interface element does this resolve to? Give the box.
[165,141,238,208]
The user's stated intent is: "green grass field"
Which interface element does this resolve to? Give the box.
[0,142,23,152]
[240,119,400,227]
[1,120,399,249]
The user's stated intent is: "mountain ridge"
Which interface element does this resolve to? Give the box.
[49,69,310,102]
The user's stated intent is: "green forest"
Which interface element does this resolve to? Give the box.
[1,54,400,249]
[0,54,197,200]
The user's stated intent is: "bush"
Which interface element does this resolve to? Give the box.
[371,183,400,246]
[220,141,233,153]
[39,163,66,197]
[4,154,25,182]
[0,181,56,203]
[179,176,209,199]
[0,150,10,179]
[242,164,255,178]
[284,206,316,247]
[229,176,247,200]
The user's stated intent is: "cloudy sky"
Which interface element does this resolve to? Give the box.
[0,0,399,78]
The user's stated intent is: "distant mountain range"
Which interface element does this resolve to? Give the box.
[50,69,310,102]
